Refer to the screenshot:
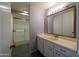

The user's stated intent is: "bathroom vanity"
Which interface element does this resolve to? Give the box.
[37,33,76,57]
[37,4,77,57]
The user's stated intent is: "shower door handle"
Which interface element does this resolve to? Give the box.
[10,45,16,49]
[13,30,16,32]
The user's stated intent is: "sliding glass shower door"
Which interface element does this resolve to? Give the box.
[13,19,29,45]
[12,19,30,57]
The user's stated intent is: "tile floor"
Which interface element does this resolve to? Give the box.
[11,43,44,57]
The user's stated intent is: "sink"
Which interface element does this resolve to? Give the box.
[46,35,58,40]
[38,33,59,40]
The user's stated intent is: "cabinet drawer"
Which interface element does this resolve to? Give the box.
[54,44,76,57]
[54,50,65,57]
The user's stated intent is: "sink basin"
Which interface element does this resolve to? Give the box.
[38,33,59,40]
[46,35,58,40]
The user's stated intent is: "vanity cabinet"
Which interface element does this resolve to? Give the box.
[37,35,76,57]
[54,44,76,57]
[44,40,54,57]
[37,37,44,54]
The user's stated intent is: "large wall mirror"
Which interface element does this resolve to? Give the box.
[47,7,76,37]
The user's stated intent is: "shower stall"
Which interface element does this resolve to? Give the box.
[11,2,30,57]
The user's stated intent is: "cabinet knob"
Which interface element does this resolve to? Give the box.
[60,49,66,52]
[58,54,60,56]
[56,53,60,56]
[48,46,52,51]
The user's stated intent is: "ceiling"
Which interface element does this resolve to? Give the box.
[11,2,74,20]
[11,2,30,20]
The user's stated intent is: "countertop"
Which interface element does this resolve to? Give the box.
[37,33,77,52]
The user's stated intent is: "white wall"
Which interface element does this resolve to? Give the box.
[30,3,46,52]
[0,2,12,57]
[29,2,61,53]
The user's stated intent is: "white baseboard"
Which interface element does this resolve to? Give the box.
[0,53,11,57]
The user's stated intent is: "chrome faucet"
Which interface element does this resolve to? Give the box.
[54,34,58,38]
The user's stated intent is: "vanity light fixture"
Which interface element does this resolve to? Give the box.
[0,5,10,9]
[23,11,28,14]
[47,2,71,15]
[19,11,29,16]
[19,13,29,16]
[48,4,66,15]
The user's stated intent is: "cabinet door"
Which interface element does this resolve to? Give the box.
[44,40,54,57]
[54,44,76,57]
[37,37,44,54]
[62,8,74,37]
[54,49,65,57]
[53,13,62,35]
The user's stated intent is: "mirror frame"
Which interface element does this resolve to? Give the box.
[45,6,76,38]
